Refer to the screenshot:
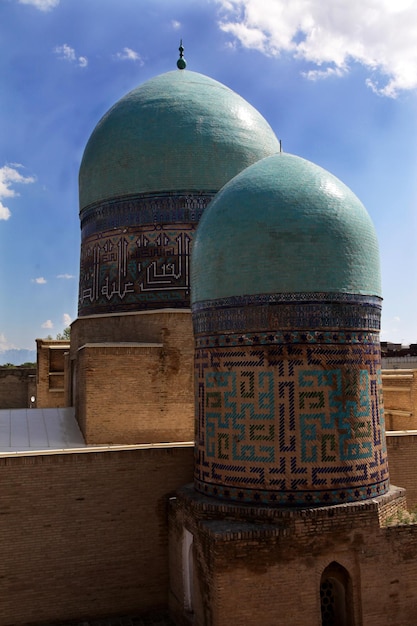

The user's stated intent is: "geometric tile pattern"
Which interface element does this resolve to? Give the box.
[78,192,213,316]
[193,293,382,335]
[194,295,389,506]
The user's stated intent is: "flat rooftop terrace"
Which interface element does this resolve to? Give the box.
[0,407,85,453]
[0,407,193,456]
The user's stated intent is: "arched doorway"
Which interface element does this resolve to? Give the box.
[320,562,354,626]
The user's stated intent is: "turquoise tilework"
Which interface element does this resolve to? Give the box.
[298,369,372,463]
[191,153,381,301]
[194,318,389,507]
[80,70,280,210]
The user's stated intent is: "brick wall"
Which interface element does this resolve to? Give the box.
[0,445,194,626]
[386,432,417,508]
[70,311,194,445]
[382,369,417,430]
[36,339,70,408]
[0,368,36,409]
[170,485,417,626]
[76,343,193,444]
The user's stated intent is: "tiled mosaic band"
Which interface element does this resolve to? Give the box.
[195,331,380,349]
[194,295,389,507]
[193,294,382,335]
[80,191,213,239]
[194,477,390,507]
[78,192,214,316]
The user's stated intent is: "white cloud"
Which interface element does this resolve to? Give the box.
[41,320,53,329]
[217,0,417,96]
[32,277,47,284]
[18,0,60,11]
[62,313,72,327]
[0,164,35,220]
[302,66,345,81]
[114,47,144,64]
[57,273,75,279]
[0,333,16,352]
[55,43,76,62]
[172,20,182,30]
[380,315,405,343]
[54,44,88,68]
[0,203,11,221]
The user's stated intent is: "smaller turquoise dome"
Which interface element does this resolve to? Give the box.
[192,153,381,302]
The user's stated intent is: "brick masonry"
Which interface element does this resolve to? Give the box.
[70,311,194,445]
[193,294,388,507]
[0,445,193,626]
[386,432,417,508]
[382,369,417,430]
[170,484,417,626]
[36,339,69,409]
[0,367,36,409]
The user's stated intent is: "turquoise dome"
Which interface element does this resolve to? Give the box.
[192,152,381,302]
[79,70,281,210]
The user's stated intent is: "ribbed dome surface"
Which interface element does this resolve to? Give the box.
[192,152,381,303]
[79,70,281,211]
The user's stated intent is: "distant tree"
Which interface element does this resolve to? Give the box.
[0,361,36,368]
[56,327,71,340]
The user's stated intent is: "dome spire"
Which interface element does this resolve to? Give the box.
[177,40,187,70]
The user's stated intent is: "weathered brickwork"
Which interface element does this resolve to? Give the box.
[386,432,417,508]
[36,339,69,408]
[382,369,417,430]
[70,311,194,444]
[0,445,194,626]
[170,484,417,626]
[0,367,36,409]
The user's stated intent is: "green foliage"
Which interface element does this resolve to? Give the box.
[55,327,71,340]
[0,362,36,368]
[383,506,417,526]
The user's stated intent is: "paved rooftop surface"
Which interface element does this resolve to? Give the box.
[0,408,193,455]
[0,407,86,453]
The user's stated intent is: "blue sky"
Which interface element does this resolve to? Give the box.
[1,0,417,361]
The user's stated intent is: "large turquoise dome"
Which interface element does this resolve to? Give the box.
[79,70,280,210]
[77,69,281,316]
[192,152,381,303]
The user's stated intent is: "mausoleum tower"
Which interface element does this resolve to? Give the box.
[191,152,389,506]
[69,49,280,444]
[168,152,397,626]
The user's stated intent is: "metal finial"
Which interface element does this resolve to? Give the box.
[177,39,186,70]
